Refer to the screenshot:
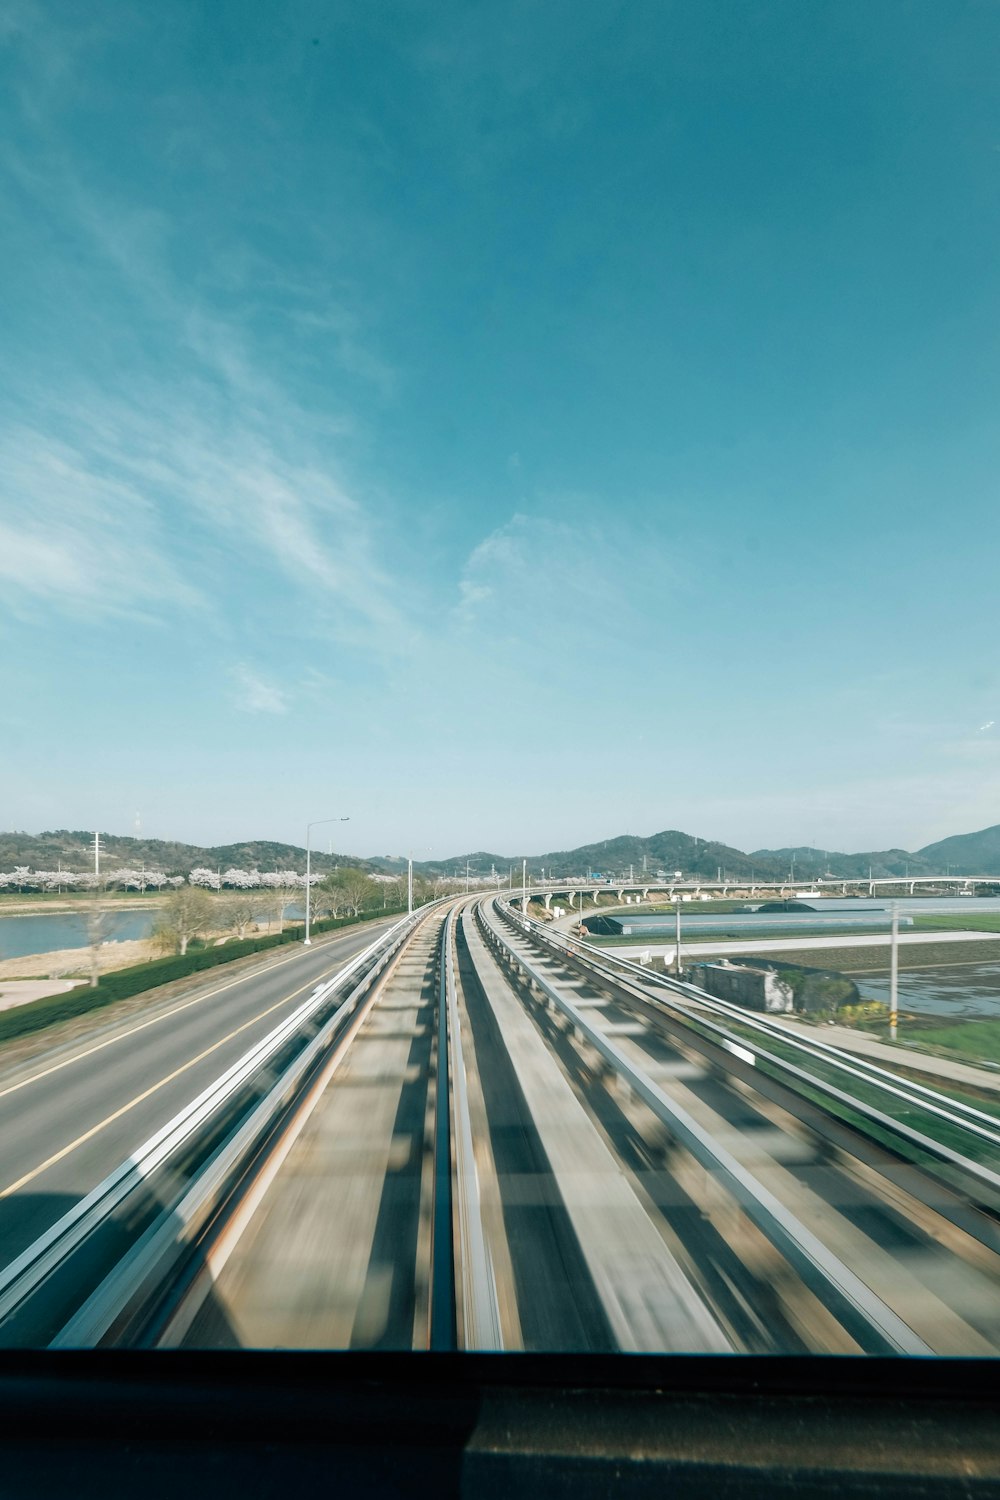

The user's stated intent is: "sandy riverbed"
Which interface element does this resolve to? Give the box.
[0,937,164,980]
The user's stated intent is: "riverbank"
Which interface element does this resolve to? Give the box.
[0,893,165,916]
[0,936,163,981]
[0,916,301,982]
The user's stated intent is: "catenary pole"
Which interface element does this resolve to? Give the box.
[889,901,899,1041]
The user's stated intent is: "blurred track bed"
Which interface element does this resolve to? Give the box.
[481,900,1000,1355]
[164,908,449,1349]
[11,893,1000,1355]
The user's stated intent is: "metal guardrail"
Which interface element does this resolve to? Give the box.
[503,903,1000,1202]
[479,900,932,1356]
[548,923,1000,1126]
[0,906,437,1346]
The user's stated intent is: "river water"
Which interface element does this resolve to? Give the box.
[815,898,1000,1019]
[0,909,160,962]
[851,962,1000,1020]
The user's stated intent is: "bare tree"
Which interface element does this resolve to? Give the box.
[221,892,258,941]
[264,883,300,933]
[315,872,349,919]
[155,886,216,956]
[337,868,376,918]
[86,893,115,988]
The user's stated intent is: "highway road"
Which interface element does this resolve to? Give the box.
[0,918,398,1267]
[2,897,999,1354]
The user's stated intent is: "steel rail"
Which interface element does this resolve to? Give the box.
[478,900,932,1356]
[0,905,437,1341]
[443,905,503,1349]
[503,905,1000,1192]
[429,908,457,1349]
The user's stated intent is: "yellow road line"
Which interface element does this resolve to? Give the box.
[0,975,326,1199]
[0,929,370,1103]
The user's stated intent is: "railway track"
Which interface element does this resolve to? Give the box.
[1,895,998,1354]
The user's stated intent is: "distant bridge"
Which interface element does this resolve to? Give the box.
[520,874,998,909]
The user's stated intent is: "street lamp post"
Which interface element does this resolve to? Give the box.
[304,816,350,945]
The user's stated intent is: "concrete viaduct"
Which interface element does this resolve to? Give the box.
[523,874,996,911]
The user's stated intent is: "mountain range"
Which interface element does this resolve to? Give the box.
[3,823,1000,880]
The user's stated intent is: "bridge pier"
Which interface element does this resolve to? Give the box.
[543,892,551,910]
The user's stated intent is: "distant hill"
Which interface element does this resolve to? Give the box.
[0,829,367,876]
[750,846,937,880]
[4,821,1000,881]
[418,831,787,881]
[917,823,1000,874]
[511,831,782,880]
[424,824,1000,881]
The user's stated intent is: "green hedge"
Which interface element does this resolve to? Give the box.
[0,905,407,1048]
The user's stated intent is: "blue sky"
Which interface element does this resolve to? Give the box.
[1,0,999,861]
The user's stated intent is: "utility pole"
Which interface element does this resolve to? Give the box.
[465,858,470,894]
[408,853,413,916]
[522,857,527,914]
[93,831,102,879]
[889,902,899,1042]
[675,898,682,977]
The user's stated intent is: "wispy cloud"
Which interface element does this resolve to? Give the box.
[232,664,288,715]
[455,510,677,638]
[0,181,409,654]
[0,423,201,621]
[0,24,411,653]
